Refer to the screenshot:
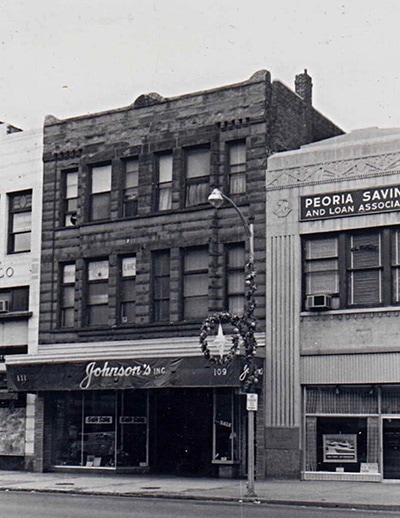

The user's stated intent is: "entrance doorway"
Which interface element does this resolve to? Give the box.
[152,388,214,476]
[383,418,400,479]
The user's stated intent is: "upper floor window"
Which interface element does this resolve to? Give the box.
[123,159,139,218]
[152,250,170,322]
[86,259,109,326]
[60,263,75,328]
[63,170,78,226]
[8,190,32,253]
[120,256,136,324]
[183,247,209,320]
[0,286,29,312]
[303,229,389,310]
[156,153,173,211]
[226,243,245,314]
[185,147,210,207]
[90,165,111,221]
[228,141,246,195]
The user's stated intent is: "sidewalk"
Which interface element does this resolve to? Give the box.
[0,471,399,510]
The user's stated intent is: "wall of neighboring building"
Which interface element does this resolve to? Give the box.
[0,126,43,470]
[266,128,400,480]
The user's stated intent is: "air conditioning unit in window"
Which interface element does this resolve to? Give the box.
[306,294,332,311]
[0,300,10,313]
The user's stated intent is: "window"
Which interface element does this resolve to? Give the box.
[156,154,172,211]
[152,250,170,322]
[60,263,75,327]
[8,190,32,253]
[63,170,78,226]
[183,247,209,320]
[87,260,109,326]
[228,141,246,195]
[120,256,136,324]
[123,159,139,217]
[226,244,245,314]
[303,228,393,309]
[185,147,210,207]
[90,165,111,221]
[0,286,29,312]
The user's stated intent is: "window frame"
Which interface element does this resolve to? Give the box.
[86,259,109,326]
[302,228,395,310]
[89,164,112,222]
[122,158,139,218]
[152,250,170,323]
[155,152,173,212]
[59,263,76,328]
[182,246,209,321]
[119,256,136,324]
[227,140,246,195]
[184,146,210,208]
[0,286,29,312]
[225,243,246,315]
[62,169,78,227]
[8,190,32,254]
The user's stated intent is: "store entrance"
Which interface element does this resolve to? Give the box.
[152,388,214,476]
[383,418,400,479]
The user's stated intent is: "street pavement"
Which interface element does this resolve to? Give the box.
[0,470,399,511]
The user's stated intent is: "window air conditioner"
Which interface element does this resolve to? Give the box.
[306,294,332,311]
[0,300,10,313]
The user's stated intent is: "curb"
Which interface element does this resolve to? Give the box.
[1,486,400,512]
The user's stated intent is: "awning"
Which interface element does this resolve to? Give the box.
[6,356,264,392]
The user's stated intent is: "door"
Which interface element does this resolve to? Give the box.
[383,418,400,479]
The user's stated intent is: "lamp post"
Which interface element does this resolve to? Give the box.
[206,188,258,498]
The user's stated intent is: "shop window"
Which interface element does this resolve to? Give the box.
[182,247,209,320]
[213,389,240,464]
[60,263,75,328]
[62,170,78,226]
[226,243,245,314]
[86,260,109,326]
[156,153,172,211]
[120,256,136,324]
[152,250,170,322]
[51,390,149,468]
[123,158,139,218]
[184,147,210,207]
[303,228,396,309]
[90,164,111,221]
[0,286,29,313]
[228,141,246,195]
[8,190,32,253]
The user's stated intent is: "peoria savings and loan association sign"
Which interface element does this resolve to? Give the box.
[300,184,400,221]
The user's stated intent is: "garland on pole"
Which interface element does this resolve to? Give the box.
[200,260,259,391]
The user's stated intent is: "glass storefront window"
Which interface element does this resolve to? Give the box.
[51,390,149,469]
[213,388,240,464]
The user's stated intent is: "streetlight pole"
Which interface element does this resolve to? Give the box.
[207,188,258,498]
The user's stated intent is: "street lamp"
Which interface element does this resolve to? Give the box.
[206,188,258,498]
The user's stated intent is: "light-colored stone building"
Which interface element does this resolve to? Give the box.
[267,127,400,481]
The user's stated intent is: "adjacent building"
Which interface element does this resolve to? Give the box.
[6,70,341,476]
[0,124,43,470]
[267,127,400,481]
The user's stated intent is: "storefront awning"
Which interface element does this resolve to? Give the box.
[6,356,264,392]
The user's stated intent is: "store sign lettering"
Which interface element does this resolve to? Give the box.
[300,185,400,221]
[85,416,112,424]
[79,361,167,390]
[239,364,263,382]
[0,262,14,279]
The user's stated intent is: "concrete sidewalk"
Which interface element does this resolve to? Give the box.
[0,471,399,510]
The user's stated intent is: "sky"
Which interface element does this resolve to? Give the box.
[0,0,399,133]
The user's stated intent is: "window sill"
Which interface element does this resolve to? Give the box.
[0,311,32,321]
[301,306,400,317]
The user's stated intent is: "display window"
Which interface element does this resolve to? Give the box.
[51,390,148,468]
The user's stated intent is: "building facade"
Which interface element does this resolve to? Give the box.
[0,124,43,470]
[267,127,400,481]
[6,70,341,476]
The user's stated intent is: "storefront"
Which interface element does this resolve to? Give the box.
[6,355,263,476]
[303,385,400,481]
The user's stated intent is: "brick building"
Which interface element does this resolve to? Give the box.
[267,127,400,481]
[6,69,342,476]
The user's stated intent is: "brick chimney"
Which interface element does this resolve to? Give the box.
[295,69,313,106]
